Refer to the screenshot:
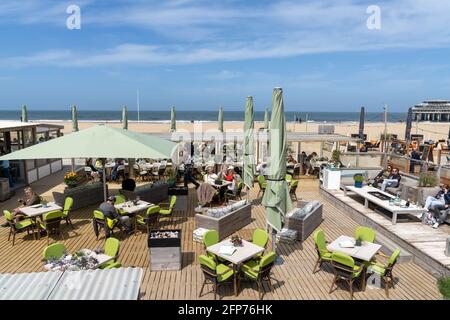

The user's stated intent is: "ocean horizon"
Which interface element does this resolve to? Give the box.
[0,110,408,123]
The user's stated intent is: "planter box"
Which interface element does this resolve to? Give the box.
[148,229,181,271]
[323,169,341,190]
[195,204,252,240]
[285,200,323,242]
[120,182,168,204]
[52,182,107,210]
[168,187,188,196]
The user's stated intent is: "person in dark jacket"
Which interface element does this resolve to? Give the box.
[380,168,401,192]
[98,196,133,235]
[409,148,421,173]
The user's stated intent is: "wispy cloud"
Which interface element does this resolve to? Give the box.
[2,0,450,67]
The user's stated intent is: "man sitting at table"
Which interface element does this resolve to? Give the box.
[98,195,133,235]
[380,167,401,192]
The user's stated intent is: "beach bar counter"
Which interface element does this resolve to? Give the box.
[0,121,64,187]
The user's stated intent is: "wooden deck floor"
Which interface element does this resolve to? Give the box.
[0,175,442,300]
[323,187,450,275]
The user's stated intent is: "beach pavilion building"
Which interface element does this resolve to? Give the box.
[0,121,64,188]
[412,100,450,122]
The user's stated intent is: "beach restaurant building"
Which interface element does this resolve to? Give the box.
[0,121,64,187]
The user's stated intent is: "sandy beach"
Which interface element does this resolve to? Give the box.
[46,120,449,154]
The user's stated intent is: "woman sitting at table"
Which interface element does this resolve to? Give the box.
[12,186,41,222]
[224,167,235,182]
[205,166,218,184]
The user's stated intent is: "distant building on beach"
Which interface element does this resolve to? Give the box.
[411,100,450,122]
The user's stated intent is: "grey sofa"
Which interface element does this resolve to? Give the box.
[119,182,168,204]
[195,202,252,240]
[53,182,107,210]
[285,200,323,242]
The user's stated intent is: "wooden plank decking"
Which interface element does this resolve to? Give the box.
[0,173,443,300]
[322,187,450,276]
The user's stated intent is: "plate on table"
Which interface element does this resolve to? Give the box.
[339,240,355,248]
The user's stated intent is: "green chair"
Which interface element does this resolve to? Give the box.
[285,174,293,182]
[3,210,35,246]
[115,194,126,205]
[257,175,267,198]
[252,228,269,258]
[355,226,376,243]
[225,181,244,201]
[198,254,234,300]
[289,180,299,201]
[62,197,74,228]
[136,205,160,233]
[159,195,176,216]
[367,248,400,298]
[240,251,277,300]
[93,210,121,240]
[99,237,122,269]
[114,194,127,215]
[329,252,365,300]
[43,243,66,260]
[312,229,332,273]
[203,230,219,258]
[39,210,64,245]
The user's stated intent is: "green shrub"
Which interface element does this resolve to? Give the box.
[437,277,450,299]
[353,174,364,183]
[419,172,438,187]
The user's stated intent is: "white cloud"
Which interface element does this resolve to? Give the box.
[1,0,450,67]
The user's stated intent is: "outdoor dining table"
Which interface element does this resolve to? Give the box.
[114,200,154,233]
[327,235,382,262]
[207,239,264,296]
[208,180,232,203]
[19,202,63,240]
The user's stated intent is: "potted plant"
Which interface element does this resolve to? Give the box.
[166,168,177,187]
[328,150,342,169]
[419,172,438,188]
[64,171,79,188]
[437,277,450,300]
[353,174,364,188]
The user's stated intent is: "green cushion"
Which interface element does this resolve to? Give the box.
[352,265,363,277]
[136,215,145,225]
[321,252,332,260]
[216,264,234,282]
[159,209,171,215]
[367,263,386,275]
[241,259,260,280]
[15,219,33,230]
[102,262,122,269]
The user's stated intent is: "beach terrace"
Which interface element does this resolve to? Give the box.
[0,171,442,300]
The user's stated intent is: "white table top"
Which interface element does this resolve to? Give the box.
[20,202,63,218]
[327,235,381,262]
[346,185,426,213]
[207,239,264,265]
[115,200,153,214]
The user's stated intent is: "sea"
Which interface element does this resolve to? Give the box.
[0,110,407,123]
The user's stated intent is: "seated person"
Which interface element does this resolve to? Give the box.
[98,195,133,235]
[224,167,235,182]
[12,186,41,223]
[205,166,218,184]
[225,174,241,198]
[86,158,101,180]
[380,167,401,192]
[430,190,450,229]
[121,176,136,192]
[111,159,125,181]
[287,154,297,165]
[371,165,392,188]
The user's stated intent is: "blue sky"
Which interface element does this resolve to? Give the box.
[1,0,450,112]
